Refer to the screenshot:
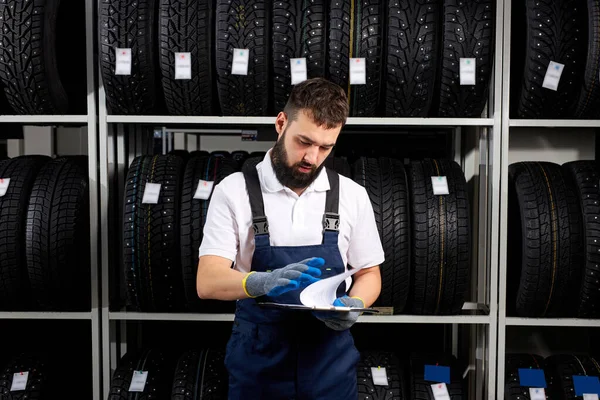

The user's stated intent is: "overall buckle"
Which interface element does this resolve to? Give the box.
[322,212,340,233]
[252,216,269,235]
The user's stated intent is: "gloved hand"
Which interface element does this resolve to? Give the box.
[314,295,365,331]
[243,257,324,298]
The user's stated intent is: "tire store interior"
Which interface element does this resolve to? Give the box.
[0,0,599,399]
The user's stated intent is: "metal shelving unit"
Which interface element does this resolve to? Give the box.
[0,1,101,399]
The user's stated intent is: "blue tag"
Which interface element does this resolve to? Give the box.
[424,365,451,384]
[518,368,546,388]
[573,375,600,396]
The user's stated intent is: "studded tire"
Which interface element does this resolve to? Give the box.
[272,0,327,111]
[100,0,160,114]
[507,162,583,317]
[0,353,47,399]
[357,351,407,399]
[353,157,410,314]
[511,0,587,119]
[384,0,440,117]
[325,156,352,179]
[159,0,215,115]
[504,353,546,400]
[562,161,600,318]
[123,155,185,312]
[544,354,600,399]
[409,353,465,399]
[328,0,385,117]
[0,156,50,311]
[407,159,471,315]
[26,156,90,311]
[215,0,271,116]
[435,0,495,117]
[171,349,228,399]
[180,155,237,313]
[574,0,600,118]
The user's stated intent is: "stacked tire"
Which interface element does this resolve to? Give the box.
[507,160,600,318]
[0,155,91,312]
[99,0,496,117]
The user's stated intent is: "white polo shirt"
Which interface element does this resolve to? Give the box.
[198,150,385,276]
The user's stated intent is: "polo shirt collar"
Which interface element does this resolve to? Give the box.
[258,149,330,193]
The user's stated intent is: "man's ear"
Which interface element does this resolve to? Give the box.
[275,112,288,136]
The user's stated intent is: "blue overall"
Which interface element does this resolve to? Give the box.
[224,161,360,400]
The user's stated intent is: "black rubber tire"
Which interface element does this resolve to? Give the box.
[507,162,583,318]
[328,0,385,117]
[504,353,546,400]
[407,159,471,315]
[574,1,600,118]
[384,0,440,117]
[272,0,327,111]
[544,354,600,399]
[215,0,271,116]
[562,161,600,318]
[357,351,407,399]
[168,149,190,161]
[123,155,185,312]
[0,353,46,399]
[249,151,266,159]
[409,353,465,399]
[231,150,249,168]
[0,156,50,311]
[353,157,410,314]
[435,0,495,117]
[25,156,90,311]
[159,0,215,115]
[108,350,175,400]
[171,349,228,399]
[511,0,587,119]
[190,150,210,158]
[180,155,237,312]
[210,150,231,158]
[100,0,160,114]
[325,156,352,179]
[0,0,71,114]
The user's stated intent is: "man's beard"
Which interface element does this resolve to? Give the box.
[271,132,325,190]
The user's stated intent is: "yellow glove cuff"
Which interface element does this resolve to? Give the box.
[351,296,365,307]
[242,271,258,298]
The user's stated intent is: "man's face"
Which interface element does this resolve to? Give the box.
[271,110,342,190]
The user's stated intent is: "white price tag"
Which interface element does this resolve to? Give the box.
[10,372,28,391]
[0,178,10,196]
[175,52,192,80]
[349,58,366,85]
[431,176,450,195]
[115,48,132,75]
[431,383,451,399]
[584,394,600,400]
[459,58,476,85]
[542,61,565,91]
[141,183,161,204]
[232,48,249,75]
[290,58,307,84]
[370,367,389,386]
[193,180,215,200]
[128,370,148,392]
[529,388,546,400]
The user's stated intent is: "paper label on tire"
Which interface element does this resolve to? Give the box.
[459,58,476,85]
[232,48,249,75]
[115,48,132,75]
[431,383,450,399]
[431,176,449,195]
[10,372,28,391]
[141,183,161,204]
[370,367,389,386]
[529,388,546,400]
[0,178,10,196]
[290,58,307,84]
[175,52,192,80]
[542,61,565,91]
[349,58,366,84]
[128,370,148,392]
[194,180,214,200]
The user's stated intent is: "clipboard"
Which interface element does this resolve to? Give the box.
[257,302,379,314]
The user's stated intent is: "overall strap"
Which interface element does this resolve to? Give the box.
[323,168,340,245]
[242,158,270,247]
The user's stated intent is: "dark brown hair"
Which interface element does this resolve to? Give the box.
[283,77,349,129]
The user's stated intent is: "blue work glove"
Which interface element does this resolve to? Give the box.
[243,257,324,298]
[314,295,365,331]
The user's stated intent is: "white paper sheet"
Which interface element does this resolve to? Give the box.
[299,267,363,307]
